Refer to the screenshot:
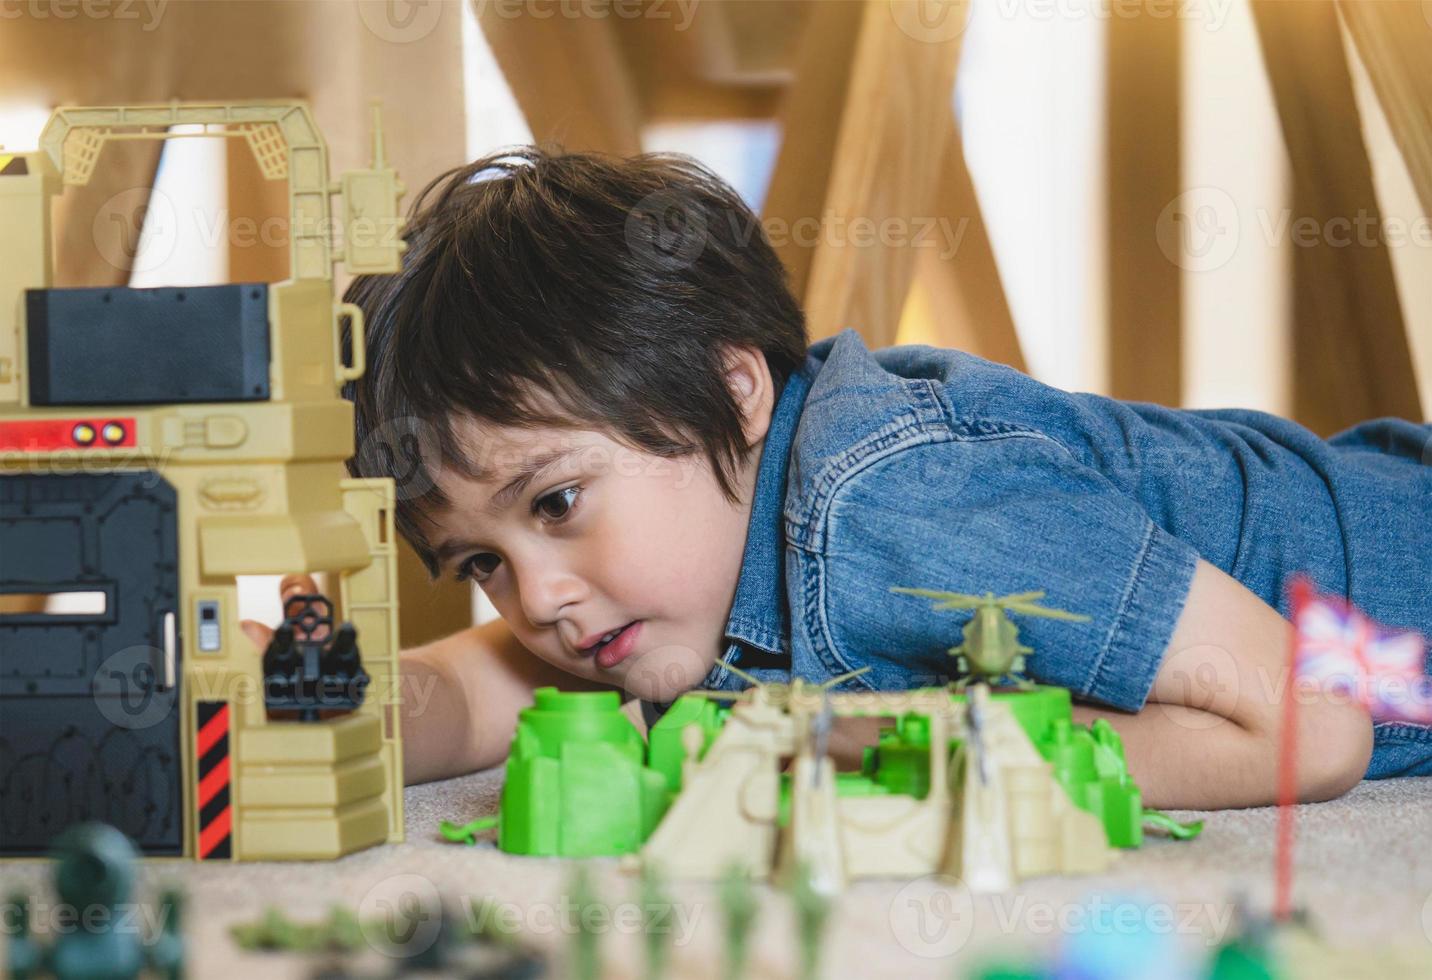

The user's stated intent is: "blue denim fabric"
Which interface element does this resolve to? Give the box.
[647,329,1432,778]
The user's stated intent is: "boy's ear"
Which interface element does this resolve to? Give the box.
[722,345,774,449]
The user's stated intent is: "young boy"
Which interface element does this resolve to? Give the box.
[244,150,1430,810]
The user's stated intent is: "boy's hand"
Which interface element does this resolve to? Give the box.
[238,574,320,651]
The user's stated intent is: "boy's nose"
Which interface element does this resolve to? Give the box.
[514,562,586,631]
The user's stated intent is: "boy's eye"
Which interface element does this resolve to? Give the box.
[534,486,581,522]
[454,487,583,584]
[457,553,500,583]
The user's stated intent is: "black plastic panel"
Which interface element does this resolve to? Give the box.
[26,283,270,406]
[0,472,183,855]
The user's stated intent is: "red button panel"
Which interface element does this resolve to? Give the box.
[0,417,138,452]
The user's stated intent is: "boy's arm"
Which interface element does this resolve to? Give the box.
[1071,558,1373,809]
[399,616,615,784]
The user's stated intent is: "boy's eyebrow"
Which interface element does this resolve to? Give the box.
[433,536,477,569]
[483,446,584,515]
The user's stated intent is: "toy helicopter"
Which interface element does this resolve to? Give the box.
[889,588,1090,689]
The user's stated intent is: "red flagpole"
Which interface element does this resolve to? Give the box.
[1274,577,1310,921]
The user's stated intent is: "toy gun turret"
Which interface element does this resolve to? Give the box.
[262,593,369,721]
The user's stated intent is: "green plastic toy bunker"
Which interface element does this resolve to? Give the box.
[497,688,670,856]
[858,686,1147,848]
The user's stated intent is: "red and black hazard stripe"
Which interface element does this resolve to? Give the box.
[195,700,232,860]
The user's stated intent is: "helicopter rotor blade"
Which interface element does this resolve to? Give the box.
[890,587,984,606]
[995,591,1047,604]
[930,601,983,612]
[1003,603,1091,622]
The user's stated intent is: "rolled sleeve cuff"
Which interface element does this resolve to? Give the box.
[1082,519,1199,711]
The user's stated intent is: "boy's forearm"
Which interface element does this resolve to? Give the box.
[1072,699,1368,810]
[394,618,617,786]
[1083,560,1374,811]
[395,648,496,785]
[1072,703,1269,809]
[395,623,522,785]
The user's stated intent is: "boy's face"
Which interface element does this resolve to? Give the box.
[423,347,774,703]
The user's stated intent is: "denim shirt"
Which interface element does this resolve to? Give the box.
[649,329,1432,780]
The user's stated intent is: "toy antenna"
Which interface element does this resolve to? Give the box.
[688,689,746,702]
[369,101,387,170]
[719,660,766,689]
[811,690,833,787]
[819,666,872,690]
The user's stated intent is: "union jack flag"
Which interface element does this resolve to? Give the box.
[1290,576,1432,724]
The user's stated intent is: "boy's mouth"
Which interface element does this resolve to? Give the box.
[588,621,642,669]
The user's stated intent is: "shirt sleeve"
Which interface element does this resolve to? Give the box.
[817,430,1200,711]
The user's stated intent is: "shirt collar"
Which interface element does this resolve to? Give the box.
[698,364,813,688]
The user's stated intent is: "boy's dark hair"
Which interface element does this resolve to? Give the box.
[342,147,809,576]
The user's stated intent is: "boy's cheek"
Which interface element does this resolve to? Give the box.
[617,646,713,703]
[671,456,702,491]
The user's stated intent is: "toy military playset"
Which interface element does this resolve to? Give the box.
[441,589,1202,894]
[0,102,406,861]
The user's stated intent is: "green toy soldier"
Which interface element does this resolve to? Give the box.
[719,865,758,980]
[788,862,832,980]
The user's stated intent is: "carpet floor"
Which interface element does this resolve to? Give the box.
[4,772,1432,978]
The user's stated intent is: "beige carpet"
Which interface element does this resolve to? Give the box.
[4,773,1432,979]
